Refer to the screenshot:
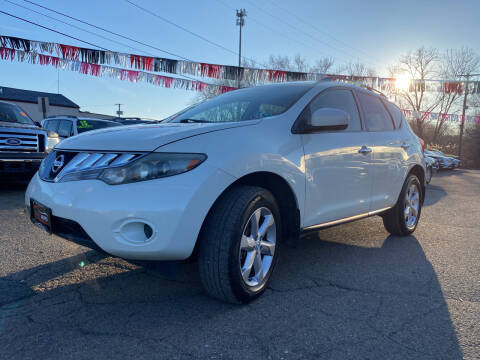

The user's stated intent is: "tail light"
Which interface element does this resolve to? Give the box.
[419,138,425,153]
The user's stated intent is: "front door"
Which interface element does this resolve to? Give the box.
[301,88,374,228]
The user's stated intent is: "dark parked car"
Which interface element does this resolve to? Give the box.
[113,117,152,125]
[424,150,456,169]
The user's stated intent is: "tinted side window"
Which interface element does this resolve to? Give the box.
[309,89,362,131]
[57,120,73,137]
[356,92,394,131]
[45,119,59,132]
[384,101,403,129]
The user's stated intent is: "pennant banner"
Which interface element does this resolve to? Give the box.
[0,46,236,94]
[2,34,480,93]
[401,109,480,124]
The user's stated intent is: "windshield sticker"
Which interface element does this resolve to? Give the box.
[20,111,27,117]
[78,120,93,129]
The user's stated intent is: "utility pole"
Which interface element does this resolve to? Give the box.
[115,103,123,117]
[458,73,480,159]
[236,9,246,89]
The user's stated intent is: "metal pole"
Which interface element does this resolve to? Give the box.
[457,73,480,159]
[458,75,469,159]
[236,9,246,89]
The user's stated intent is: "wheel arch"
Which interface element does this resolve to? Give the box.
[189,171,300,261]
[408,164,426,204]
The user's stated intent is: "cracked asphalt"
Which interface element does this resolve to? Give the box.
[1,170,479,359]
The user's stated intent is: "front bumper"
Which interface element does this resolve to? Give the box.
[0,152,46,174]
[25,164,236,260]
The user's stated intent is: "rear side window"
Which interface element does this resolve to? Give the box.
[57,120,73,137]
[384,101,403,129]
[356,92,394,131]
[45,119,59,132]
[308,89,362,131]
[76,120,120,134]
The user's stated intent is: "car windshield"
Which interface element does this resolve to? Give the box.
[76,119,121,133]
[173,83,314,123]
[0,102,35,125]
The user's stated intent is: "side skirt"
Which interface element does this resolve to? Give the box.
[300,207,392,233]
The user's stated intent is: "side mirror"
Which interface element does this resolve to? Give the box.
[47,131,59,138]
[310,108,349,131]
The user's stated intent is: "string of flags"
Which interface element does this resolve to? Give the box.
[401,109,480,125]
[2,34,480,94]
[0,46,236,94]
[1,35,480,124]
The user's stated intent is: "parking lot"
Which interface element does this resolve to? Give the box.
[0,170,478,359]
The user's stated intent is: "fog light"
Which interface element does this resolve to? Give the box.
[144,224,153,239]
[118,220,155,243]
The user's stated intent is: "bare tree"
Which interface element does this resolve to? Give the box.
[343,61,377,77]
[310,57,334,74]
[393,46,439,138]
[432,47,480,142]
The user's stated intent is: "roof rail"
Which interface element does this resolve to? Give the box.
[358,84,388,98]
[45,115,78,119]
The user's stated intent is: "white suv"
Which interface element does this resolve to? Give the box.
[26,81,426,303]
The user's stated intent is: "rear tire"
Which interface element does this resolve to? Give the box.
[426,167,432,184]
[383,174,422,236]
[198,186,281,304]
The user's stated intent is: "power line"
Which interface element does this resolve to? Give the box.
[213,0,321,62]
[6,0,203,86]
[21,0,189,61]
[244,0,378,67]
[4,0,151,55]
[0,10,108,50]
[123,0,263,67]
[266,0,378,63]
[0,10,210,84]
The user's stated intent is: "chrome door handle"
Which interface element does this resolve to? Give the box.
[358,146,372,154]
[401,143,410,150]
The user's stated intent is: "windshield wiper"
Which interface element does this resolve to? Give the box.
[179,119,212,123]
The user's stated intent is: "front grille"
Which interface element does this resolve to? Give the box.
[51,216,104,252]
[40,150,144,182]
[0,130,39,152]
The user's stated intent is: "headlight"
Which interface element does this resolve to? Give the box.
[58,153,206,184]
[99,152,206,185]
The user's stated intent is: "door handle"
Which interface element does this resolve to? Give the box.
[358,146,372,154]
[401,143,410,150]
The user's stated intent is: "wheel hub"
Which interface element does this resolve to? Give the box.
[239,207,276,288]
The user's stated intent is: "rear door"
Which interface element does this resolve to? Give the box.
[301,87,374,228]
[355,91,406,211]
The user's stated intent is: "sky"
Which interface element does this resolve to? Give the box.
[0,0,479,119]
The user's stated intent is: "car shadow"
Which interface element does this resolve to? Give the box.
[0,222,463,359]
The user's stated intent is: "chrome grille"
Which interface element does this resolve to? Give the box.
[40,150,144,182]
[0,131,39,152]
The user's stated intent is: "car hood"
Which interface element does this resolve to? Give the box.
[0,121,41,131]
[57,121,259,152]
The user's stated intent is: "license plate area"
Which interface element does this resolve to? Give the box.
[30,199,52,233]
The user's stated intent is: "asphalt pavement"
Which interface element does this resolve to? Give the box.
[0,170,479,359]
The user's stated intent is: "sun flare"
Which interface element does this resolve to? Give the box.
[395,73,411,91]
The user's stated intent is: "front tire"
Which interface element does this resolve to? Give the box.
[198,186,281,304]
[426,166,432,184]
[383,174,422,236]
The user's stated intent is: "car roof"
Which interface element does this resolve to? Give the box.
[44,116,116,123]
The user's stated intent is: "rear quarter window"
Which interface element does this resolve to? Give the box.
[356,92,394,132]
[384,101,403,129]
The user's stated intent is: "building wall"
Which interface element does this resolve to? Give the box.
[4,100,80,123]
[3,100,115,122]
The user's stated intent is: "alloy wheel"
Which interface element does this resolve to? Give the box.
[239,207,276,288]
[404,183,420,230]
